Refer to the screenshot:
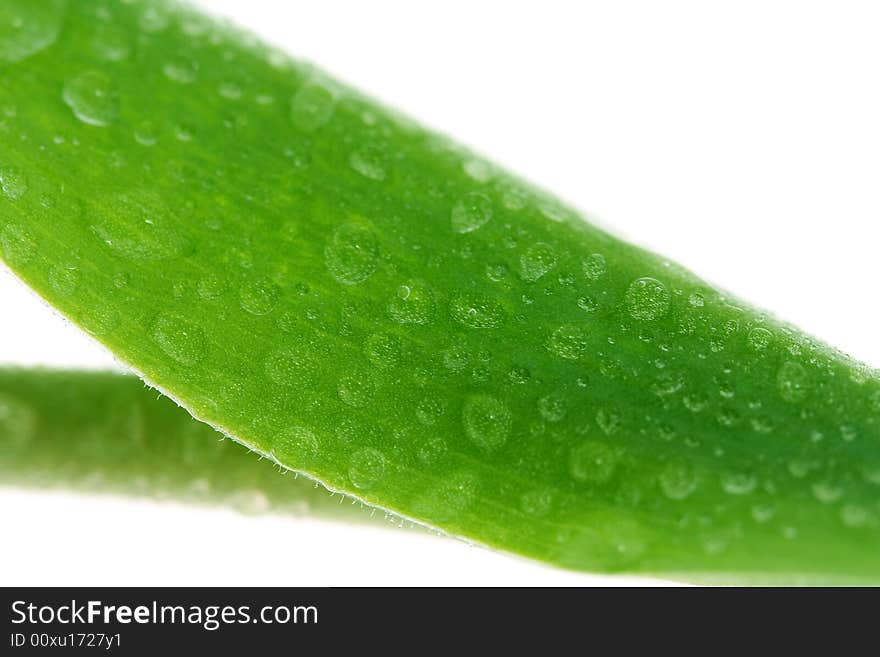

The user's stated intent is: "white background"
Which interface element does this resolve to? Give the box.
[2,0,879,586]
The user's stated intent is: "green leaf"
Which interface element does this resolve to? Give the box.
[1,0,879,582]
[0,367,376,524]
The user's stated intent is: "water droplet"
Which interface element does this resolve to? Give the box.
[134,120,158,146]
[337,373,375,408]
[520,489,553,517]
[388,282,434,325]
[0,393,37,444]
[812,481,842,504]
[462,394,512,451]
[777,361,808,402]
[840,504,870,528]
[349,147,387,181]
[485,263,508,282]
[348,448,385,490]
[162,58,198,83]
[324,222,379,285]
[451,192,493,233]
[721,472,757,495]
[450,294,505,329]
[751,504,775,523]
[748,327,772,351]
[569,442,617,484]
[416,397,444,426]
[196,275,224,300]
[273,426,319,464]
[659,463,697,500]
[364,333,400,369]
[150,313,206,365]
[576,295,599,313]
[519,242,557,282]
[547,324,589,360]
[417,436,448,464]
[239,278,280,316]
[62,70,119,126]
[290,79,336,132]
[582,253,606,281]
[47,265,80,296]
[91,25,130,62]
[463,158,492,182]
[625,277,670,321]
[0,167,27,200]
[218,82,243,100]
[537,393,566,422]
[0,224,36,265]
[0,0,65,64]
[688,292,705,308]
[264,345,317,387]
[90,192,190,260]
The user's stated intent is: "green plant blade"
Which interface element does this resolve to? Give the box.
[0,367,377,524]
[1,0,879,582]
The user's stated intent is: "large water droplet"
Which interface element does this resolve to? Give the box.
[62,70,119,126]
[324,222,379,285]
[0,0,65,64]
[451,192,492,233]
[625,277,670,321]
[519,242,558,282]
[150,313,206,365]
[462,394,511,451]
[348,447,385,490]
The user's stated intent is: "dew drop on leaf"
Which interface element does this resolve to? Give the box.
[519,242,558,282]
[0,167,27,200]
[348,447,385,490]
[462,394,512,451]
[150,313,206,365]
[625,277,670,321]
[388,282,434,325]
[0,0,66,64]
[62,70,120,126]
[450,192,492,234]
[324,222,379,285]
[450,294,505,329]
[659,463,698,500]
[569,442,617,484]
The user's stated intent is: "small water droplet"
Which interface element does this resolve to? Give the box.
[569,442,617,483]
[90,192,190,260]
[290,79,336,132]
[582,253,606,281]
[751,504,775,523]
[324,222,379,285]
[450,294,505,329]
[388,282,434,324]
[812,481,842,504]
[239,278,280,316]
[451,192,493,233]
[349,147,387,181]
[47,265,80,296]
[273,426,319,464]
[519,242,558,282]
[520,489,554,517]
[337,373,375,408]
[537,393,566,422]
[462,394,512,451]
[688,292,705,308]
[162,58,198,83]
[364,333,401,370]
[576,295,599,313]
[748,327,772,351]
[62,70,119,126]
[777,361,808,402]
[0,224,36,265]
[0,167,27,200]
[150,313,206,365]
[547,324,589,360]
[659,463,697,500]
[348,447,385,490]
[134,120,158,146]
[625,277,670,321]
[840,504,870,528]
[721,472,757,495]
